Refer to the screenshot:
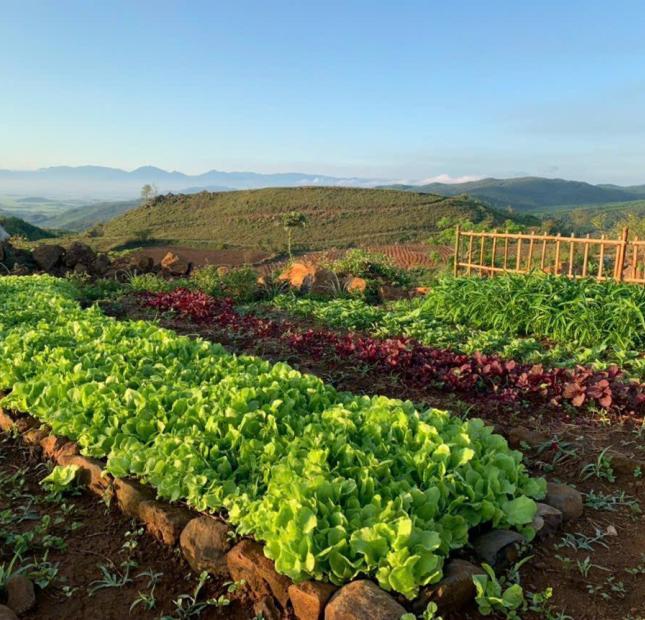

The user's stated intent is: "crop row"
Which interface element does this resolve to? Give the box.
[139,288,645,417]
[0,276,545,599]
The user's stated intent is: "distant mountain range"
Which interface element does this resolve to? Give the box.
[381,176,645,212]
[0,165,385,200]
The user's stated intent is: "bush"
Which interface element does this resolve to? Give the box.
[129,273,192,293]
[192,265,259,302]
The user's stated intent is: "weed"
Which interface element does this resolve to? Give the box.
[581,447,616,482]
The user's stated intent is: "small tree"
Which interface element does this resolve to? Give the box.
[141,184,157,205]
[282,211,307,258]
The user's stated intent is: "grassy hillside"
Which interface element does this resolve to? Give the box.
[96,187,533,251]
[383,177,645,212]
[538,200,645,237]
[0,216,56,240]
[43,199,138,231]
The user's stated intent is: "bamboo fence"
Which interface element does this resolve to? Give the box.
[453,227,645,284]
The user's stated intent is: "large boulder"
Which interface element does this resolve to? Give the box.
[32,244,65,272]
[160,251,192,276]
[91,253,112,276]
[64,241,97,269]
[289,581,337,620]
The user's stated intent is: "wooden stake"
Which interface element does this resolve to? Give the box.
[582,234,590,277]
[568,233,575,278]
[491,230,498,270]
[467,234,474,275]
[540,236,547,271]
[453,225,461,277]
[527,231,535,272]
[554,234,562,275]
[598,235,605,280]
[503,233,509,270]
[616,226,629,282]
[479,236,485,275]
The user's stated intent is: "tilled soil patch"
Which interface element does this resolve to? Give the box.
[0,435,254,620]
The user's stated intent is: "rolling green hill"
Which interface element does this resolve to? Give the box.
[382,177,645,212]
[42,199,138,231]
[96,187,535,251]
[0,216,56,240]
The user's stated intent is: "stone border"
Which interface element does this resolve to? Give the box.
[0,407,584,620]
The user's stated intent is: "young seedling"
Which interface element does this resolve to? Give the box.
[580,447,616,482]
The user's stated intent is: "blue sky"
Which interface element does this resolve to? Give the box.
[2,0,645,184]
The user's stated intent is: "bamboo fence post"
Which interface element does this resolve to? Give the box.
[491,230,498,271]
[515,237,523,272]
[598,235,605,280]
[479,235,485,275]
[467,233,474,275]
[568,233,575,278]
[527,231,535,272]
[453,225,461,276]
[582,234,590,277]
[616,226,629,282]
[540,234,547,271]
[503,232,509,271]
[632,236,639,281]
[554,233,562,275]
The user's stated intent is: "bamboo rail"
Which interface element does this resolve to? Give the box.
[453,227,644,284]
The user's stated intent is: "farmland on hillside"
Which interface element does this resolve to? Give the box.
[92,187,534,252]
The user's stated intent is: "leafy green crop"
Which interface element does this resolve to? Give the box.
[40,465,80,493]
[269,291,644,376]
[0,276,545,598]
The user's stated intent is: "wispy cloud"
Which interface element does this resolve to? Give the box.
[412,174,483,185]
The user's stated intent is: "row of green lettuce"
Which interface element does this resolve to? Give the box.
[267,275,645,378]
[0,276,544,599]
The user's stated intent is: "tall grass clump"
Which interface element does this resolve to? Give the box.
[421,274,645,353]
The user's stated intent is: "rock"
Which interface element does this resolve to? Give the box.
[412,286,430,297]
[114,477,156,519]
[160,252,192,276]
[22,428,48,447]
[378,285,407,302]
[544,482,583,522]
[139,500,194,546]
[411,559,484,614]
[0,605,18,620]
[325,580,406,620]
[133,255,154,272]
[253,596,281,620]
[91,253,112,276]
[227,540,291,608]
[6,575,36,614]
[472,529,525,569]
[10,263,32,276]
[345,276,367,295]
[32,244,65,272]
[180,516,232,577]
[64,241,96,269]
[532,503,563,538]
[289,581,337,620]
[507,426,549,450]
[278,262,316,289]
[310,269,341,297]
[0,408,16,432]
[39,436,78,462]
[606,450,645,478]
[73,263,89,276]
[57,454,111,496]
